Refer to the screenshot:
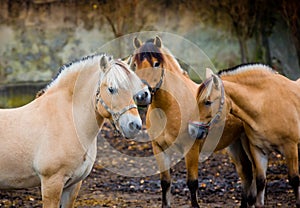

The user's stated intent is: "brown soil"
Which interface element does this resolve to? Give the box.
[0,122,296,208]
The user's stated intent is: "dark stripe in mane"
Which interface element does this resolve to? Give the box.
[218,63,275,77]
[114,61,131,75]
[36,53,108,97]
[52,53,103,82]
[133,39,164,66]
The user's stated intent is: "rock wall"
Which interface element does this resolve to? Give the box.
[0,0,299,84]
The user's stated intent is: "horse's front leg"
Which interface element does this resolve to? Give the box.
[60,180,82,208]
[41,174,65,208]
[185,140,200,208]
[249,144,268,208]
[153,141,172,208]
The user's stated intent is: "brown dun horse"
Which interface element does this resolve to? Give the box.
[189,64,300,207]
[132,36,253,208]
[0,54,149,207]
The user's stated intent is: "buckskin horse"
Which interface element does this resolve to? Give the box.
[0,54,150,208]
[189,64,300,207]
[131,36,253,208]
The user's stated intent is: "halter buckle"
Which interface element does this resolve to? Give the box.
[112,112,121,122]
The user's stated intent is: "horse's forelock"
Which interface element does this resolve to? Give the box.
[104,62,142,95]
[197,77,213,102]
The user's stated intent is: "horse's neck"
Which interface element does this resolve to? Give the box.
[148,54,199,126]
[152,71,197,106]
[44,66,102,146]
[222,79,261,127]
[152,57,198,106]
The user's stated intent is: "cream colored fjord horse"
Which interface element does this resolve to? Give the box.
[189,64,300,207]
[0,54,150,208]
[132,36,253,208]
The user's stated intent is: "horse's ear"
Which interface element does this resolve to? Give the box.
[206,68,214,79]
[122,55,132,65]
[212,74,220,89]
[206,68,220,89]
[128,55,136,71]
[100,55,110,72]
[133,37,142,49]
[154,36,162,48]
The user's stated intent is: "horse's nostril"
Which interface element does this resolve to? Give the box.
[190,128,196,136]
[144,91,148,99]
[129,121,141,131]
[139,92,147,100]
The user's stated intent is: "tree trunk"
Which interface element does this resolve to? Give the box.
[291,32,300,71]
[261,31,271,65]
[238,36,249,63]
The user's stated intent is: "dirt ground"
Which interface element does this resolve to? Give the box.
[0,121,296,208]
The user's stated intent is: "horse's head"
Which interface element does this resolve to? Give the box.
[131,36,165,104]
[95,55,144,138]
[121,55,151,107]
[188,68,225,140]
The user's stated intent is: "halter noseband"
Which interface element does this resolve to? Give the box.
[189,77,225,137]
[95,60,138,134]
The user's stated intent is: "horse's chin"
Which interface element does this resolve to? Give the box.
[120,129,139,139]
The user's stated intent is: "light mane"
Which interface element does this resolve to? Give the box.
[45,54,102,91]
[43,54,142,95]
[103,61,143,95]
[218,63,276,77]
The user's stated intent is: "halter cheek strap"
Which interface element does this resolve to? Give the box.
[141,67,165,100]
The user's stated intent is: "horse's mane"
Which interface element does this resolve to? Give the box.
[218,63,276,77]
[38,53,140,97]
[43,53,103,92]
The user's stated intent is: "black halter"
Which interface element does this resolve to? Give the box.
[141,67,165,101]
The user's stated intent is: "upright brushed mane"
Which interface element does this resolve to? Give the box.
[218,63,275,77]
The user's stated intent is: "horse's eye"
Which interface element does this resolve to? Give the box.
[108,87,118,94]
[153,61,160,68]
[204,100,213,106]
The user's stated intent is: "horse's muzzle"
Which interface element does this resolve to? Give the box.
[119,114,142,139]
[188,121,209,140]
[134,87,151,107]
